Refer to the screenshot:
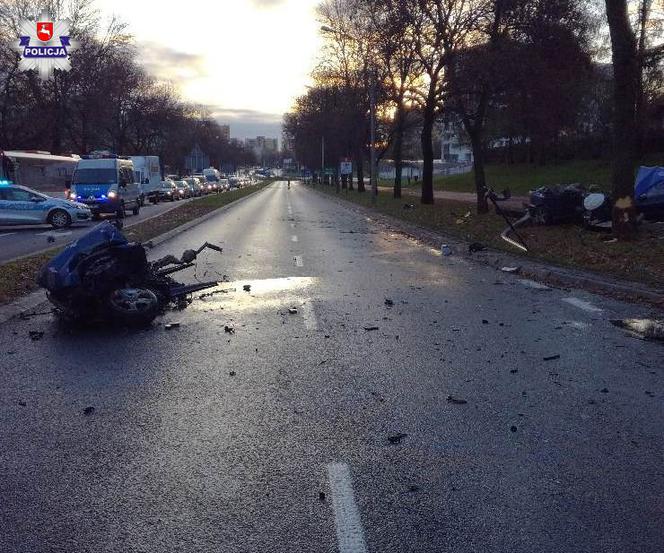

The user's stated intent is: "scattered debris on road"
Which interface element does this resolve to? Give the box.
[388,433,408,445]
[229,370,236,377]
[288,307,298,314]
[224,325,235,334]
[243,284,252,292]
[384,298,394,307]
[364,326,380,331]
[543,354,561,361]
[611,319,664,341]
[164,322,181,330]
[319,492,326,501]
[510,425,518,432]
[468,242,486,253]
[403,204,415,210]
[18,400,26,407]
[447,395,468,405]
[501,266,520,274]
[83,406,95,416]
[28,331,44,341]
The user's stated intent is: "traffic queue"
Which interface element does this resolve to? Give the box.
[0,152,255,229]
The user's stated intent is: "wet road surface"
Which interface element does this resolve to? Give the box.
[1,181,662,552]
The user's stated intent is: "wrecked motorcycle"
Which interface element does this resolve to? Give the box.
[38,221,222,325]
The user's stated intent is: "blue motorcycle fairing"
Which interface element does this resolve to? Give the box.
[38,222,128,291]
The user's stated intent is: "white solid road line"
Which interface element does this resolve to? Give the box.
[36,231,72,238]
[300,301,318,331]
[294,255,304,267]
[518,279,551,291]
[291,235,299,242]
[562,297,603,314]
[0,232,17,238]
[327,463,368,553]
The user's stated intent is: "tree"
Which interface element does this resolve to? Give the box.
[605,0,640,238]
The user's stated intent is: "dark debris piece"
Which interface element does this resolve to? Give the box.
[165,322,181,330]
[388,433,408,445]
[319,492,326,501]
[243,284,252,292]
[447,395,468,405]
[510,425,518,432]
[28,331,44,341]
[543,354,560,361]
[83,406,95,416]
[364,326,380,332]
[224,326,235,334]
[384,298,394,307]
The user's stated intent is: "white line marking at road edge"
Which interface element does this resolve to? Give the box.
[294,255,304,267]
[327,463,368,553]
[291,235,299,242]
[300,301,319,330]
[518,279,551,291]
[562,297,603,313]
[0,232,17,238]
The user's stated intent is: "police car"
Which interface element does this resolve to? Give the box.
[0,184,91,228]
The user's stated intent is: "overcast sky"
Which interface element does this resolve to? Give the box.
[97,0,322,140]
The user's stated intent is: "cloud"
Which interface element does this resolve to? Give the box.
[137,41,208,84]
[249,0,287,8]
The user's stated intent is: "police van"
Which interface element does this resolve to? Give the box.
[69,155,141,219]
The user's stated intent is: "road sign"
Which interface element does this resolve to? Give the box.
[324,168,335,176]
[340,161,352,175]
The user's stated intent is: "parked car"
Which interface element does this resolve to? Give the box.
[219,178,230,191]
[69,155,141,218]
[157,180,178,202]
[0,184,91,228]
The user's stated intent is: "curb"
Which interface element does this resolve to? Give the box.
[0,184,274,325]
[311,186,664,310]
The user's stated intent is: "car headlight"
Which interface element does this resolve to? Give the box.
[108,191,117,199]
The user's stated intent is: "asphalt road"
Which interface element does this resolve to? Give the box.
[0,195,196,264]
[1,181,662,553]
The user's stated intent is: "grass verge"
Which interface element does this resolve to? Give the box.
[380,155,664,196]
[318,185,664,288]
[0,181,274,306]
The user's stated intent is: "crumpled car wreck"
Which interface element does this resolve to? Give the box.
[38,221,222,325]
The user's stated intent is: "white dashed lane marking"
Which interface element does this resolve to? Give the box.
[562,297,603,314]
[300,301,318,330]
[327,463,368,553]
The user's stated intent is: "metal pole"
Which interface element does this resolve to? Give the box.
[370,67,377,204]
[321,136,325,185]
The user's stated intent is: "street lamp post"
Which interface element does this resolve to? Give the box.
[320,25,378,204]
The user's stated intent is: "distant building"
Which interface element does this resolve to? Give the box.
[440,119,473,164]
[219,125,230,142]
[184,144,210,174]
[246,136,279,164]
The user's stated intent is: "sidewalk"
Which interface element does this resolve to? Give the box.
[377,186,528,212]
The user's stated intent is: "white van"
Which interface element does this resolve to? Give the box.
[70,155,141,218]
[131,156,161,204]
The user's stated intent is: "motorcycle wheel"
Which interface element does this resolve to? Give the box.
[107,288,159,326]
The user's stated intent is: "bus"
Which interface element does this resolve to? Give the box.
[0,150,80,194]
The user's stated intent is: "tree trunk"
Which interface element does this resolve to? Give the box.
[606,0,639,239]
[420,102,435,205]
[469,129,489,213]
[356,150,365,192]
[393,103,404,199]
